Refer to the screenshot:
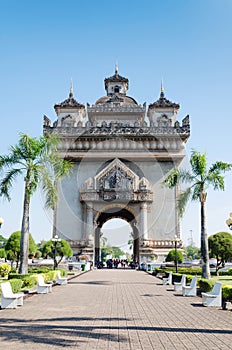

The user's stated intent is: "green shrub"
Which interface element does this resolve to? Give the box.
[9,268,17,273]
[58,269,67,277]
[198,279,214,292]
[172,273,182,283]
[9,278,23,293]
[227,268,232,276]
[153,267,202,276]
[177,267,202,275]
[0,263,11,277]
[153,268,166,275]
[8,273,37,289]
[22,276,37,288]
[222,285,232,300]
[8,273,31,280]
[28,266,53,274]
[41,271,56,282]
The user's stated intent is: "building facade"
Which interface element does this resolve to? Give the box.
[43,67,190,263]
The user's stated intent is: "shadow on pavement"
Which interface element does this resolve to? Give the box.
[0,316,231,348]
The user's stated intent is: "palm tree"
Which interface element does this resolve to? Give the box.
[163,150,232,279]
[0,133,72,274]
[100,235,108,248]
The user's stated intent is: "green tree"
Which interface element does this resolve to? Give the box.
[42,238,73,268]
[208,231,232,275]
[0,234,7,248]
[5,231,37,269]
[0,248,6,259]
[166,249,184,264]
[0,133,72,274]
[163,149,232,279]
[101,244,124,260]
[184,244,201,260]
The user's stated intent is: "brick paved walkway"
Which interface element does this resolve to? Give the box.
[0,269,231,349]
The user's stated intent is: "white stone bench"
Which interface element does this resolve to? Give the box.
[182,276,197,296]
[37,275,52,294]
[1,281,24,309]
[174,274,186,291]
[162,271,172,285]
[56,270,68,285]
[201,282,222,307]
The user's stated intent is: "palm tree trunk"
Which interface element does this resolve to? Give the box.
[200,192,211,279]
[19,187,30,274]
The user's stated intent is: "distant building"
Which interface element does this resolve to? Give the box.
[43,66,190,263]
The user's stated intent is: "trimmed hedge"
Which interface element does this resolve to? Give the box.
[222,285,232,301]
[198,278,214,292]
[8,273,31,280]
[9,278,23,293]
[28,266,53,274]
[153,267,202,276]
[8,273,37,289]
[172,273,194,284]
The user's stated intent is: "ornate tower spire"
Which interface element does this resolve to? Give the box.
[69,79,73,98]
[115,63,119,76]
[160,79,165,98]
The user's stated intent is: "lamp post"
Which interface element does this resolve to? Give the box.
[174,234,180,273]
[52,234,61,270]
[226,213,232,231]
[0,218,4,228]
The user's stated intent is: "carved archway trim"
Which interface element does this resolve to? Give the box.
[94,203,137,224]
[80,158,153,203]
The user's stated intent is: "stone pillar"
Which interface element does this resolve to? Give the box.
[95,227,101,264]
[140,202,148,240]
[86,203,94,242]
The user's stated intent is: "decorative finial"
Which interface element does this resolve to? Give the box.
[115,62,118,76]
[160,79,165,98]
[69,79,73,98]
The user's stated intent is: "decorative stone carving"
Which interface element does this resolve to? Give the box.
[61,115,75,127]
[43,115,51,127]
[99,166,133,191]
[182,115,190,126]
[80,158,153,203]
[157,114,172,127]
[95,158,139,191]
[139,177,151,191]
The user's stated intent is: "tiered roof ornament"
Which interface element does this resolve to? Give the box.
[54,82,85,111]
[104,64,129,93]
[149,81,180,110]
[53,82,86,127]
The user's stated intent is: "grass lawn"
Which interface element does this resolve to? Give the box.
[211,276,232,286]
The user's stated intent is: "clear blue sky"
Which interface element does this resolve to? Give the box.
[0,0,232,247]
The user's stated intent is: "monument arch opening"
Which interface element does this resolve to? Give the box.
[95,207,140,264]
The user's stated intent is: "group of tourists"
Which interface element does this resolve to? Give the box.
[96,259,140,269]
[106,258,128,269]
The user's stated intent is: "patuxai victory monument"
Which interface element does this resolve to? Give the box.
[43,66,190,264]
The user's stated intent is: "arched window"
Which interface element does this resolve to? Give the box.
[114,86,120,93]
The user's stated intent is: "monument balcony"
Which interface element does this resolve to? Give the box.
[141,239,182,248]
[80,190,153,203]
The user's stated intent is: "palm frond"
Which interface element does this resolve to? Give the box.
[207,172,225,191]
[190,149,207,177]
[0,168,22,200]
[209,161,232,173]
[192,182,202,201]
[178,187,192,217]
[41,171,58,209]
[163,167,194,188]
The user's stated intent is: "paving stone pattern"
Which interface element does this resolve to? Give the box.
[0,269,231,349]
